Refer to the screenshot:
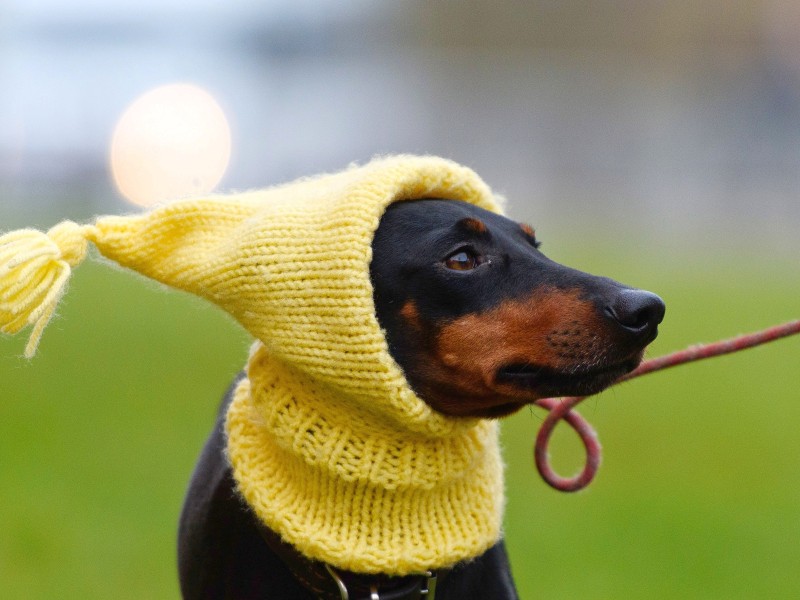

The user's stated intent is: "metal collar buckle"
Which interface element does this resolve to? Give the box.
[324,564,438,600]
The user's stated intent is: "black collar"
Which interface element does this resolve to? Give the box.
[256,520,444,600]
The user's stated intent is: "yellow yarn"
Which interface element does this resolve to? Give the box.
[0,221,89,357]
[0,155,507,574]
[227,343,504,574]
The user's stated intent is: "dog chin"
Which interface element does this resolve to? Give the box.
[495,357,641,400]
[475,402,528,419]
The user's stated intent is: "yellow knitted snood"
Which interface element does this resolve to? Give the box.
[228,344,504,574]
[1,155,506,575]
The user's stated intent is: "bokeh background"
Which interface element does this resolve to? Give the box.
[1,2,798,598]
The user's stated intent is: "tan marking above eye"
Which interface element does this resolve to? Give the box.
[459,217,488,234]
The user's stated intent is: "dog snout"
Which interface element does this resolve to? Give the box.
[604,289,665,341]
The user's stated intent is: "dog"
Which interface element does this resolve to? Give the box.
[177,198,665,599]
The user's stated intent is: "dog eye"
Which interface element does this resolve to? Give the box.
[444,249,483,271]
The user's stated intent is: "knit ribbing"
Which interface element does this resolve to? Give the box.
[226,344,505,574]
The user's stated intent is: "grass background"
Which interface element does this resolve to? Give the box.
[1,241,798,599]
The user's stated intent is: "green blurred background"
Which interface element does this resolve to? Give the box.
[2,2,799,598]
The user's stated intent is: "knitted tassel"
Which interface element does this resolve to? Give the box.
[0,221,89,357]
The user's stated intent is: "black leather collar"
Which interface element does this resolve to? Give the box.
[256,520,444,599]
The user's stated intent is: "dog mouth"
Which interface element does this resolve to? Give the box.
[495,357,640,398]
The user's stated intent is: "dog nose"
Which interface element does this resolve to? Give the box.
[605,289,665,337]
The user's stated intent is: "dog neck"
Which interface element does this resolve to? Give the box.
[224,342,505,576]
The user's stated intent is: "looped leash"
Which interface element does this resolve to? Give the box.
[534,319,800,492]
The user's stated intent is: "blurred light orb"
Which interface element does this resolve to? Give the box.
[110,83,232,207]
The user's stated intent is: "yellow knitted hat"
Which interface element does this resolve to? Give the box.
[1,155,506,574]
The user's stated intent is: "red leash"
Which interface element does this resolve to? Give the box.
[533,319,800,492]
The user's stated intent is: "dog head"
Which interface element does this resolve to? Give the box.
[371,199,665,418]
